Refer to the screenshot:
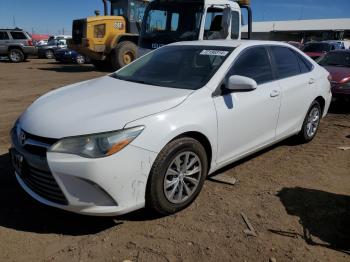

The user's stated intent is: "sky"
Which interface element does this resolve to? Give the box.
[0,0,349,35]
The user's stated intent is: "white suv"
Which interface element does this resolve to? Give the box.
[10,40,332,216]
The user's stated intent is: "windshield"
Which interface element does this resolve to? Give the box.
[111,0,147,22]
[303,43,331,53]
[140,2,203,49]
[112,45,233,90]
[318,52,350,67]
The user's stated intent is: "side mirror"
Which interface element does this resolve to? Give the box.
[226,75,257,92]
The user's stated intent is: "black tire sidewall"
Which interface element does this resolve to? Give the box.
[111,41,137,70]
[8,49,24,63]
[147,138,208,215]
[300,101,321,142]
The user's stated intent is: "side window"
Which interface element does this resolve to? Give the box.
[0,31,9,40]
[231,11,239,39]
[271,46,300,79]
[146,10,167,32]
[203,8,224,40]
[296,53,313,74]
[10,32,27,40]
[228,47,274,85]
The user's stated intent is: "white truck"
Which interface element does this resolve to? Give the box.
[138,0,252,56]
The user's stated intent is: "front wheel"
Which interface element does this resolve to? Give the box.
[146,137,208,215]
[298,101,322,143]
[110,41,137,70]
[8,49,24,63]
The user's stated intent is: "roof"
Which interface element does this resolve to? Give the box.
[242,18,350,33]
[169,39,292,48]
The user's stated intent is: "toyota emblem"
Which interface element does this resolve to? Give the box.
[19,131,26,146]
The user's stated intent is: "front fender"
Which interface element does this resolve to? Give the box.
[124,87,218,173]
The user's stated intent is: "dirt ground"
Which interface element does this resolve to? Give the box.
[0,59,349,262]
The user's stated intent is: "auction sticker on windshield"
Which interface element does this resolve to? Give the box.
[200,50,229,56]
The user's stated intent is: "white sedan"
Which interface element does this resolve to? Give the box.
[10,40,332,216]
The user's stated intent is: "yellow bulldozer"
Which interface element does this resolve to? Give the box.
[69,0,149,70]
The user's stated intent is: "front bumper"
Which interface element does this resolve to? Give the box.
[55,53,75,63]
[10,130,157,216]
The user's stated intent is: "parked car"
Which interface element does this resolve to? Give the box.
[318,50,350,101]
[37,38,68,59]
[0,28,36,62]
[55,48,90,64]
[10,40,331,216]
[302,41,345,60]
[288,41,303,49]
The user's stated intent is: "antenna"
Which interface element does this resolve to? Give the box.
[13,15,17,28]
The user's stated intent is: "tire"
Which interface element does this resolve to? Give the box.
[146,137,208,215]
[45,49,54,59]
[298,100,322,143]
[75,54,85,65]
[8,49,24,63]
[110,41,137,70]
[91,59,113,71]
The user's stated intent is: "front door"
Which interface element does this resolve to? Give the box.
[213,46,281,165]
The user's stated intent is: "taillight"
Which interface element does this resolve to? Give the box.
[27,40,33,46]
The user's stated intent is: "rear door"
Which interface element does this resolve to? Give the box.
[0,31,10,54]
[269,46,315,139]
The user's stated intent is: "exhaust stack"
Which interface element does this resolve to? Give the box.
[102,0,108,16]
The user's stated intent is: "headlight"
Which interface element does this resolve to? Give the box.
[49,126,144,158]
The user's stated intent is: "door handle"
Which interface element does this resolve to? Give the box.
[309,78,315,84]
[270,90,280,97]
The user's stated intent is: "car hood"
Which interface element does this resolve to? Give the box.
[20,76,192,138]
[323,65,350,83]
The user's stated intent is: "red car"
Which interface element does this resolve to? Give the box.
[303,42,344,60]
[318,50,350,100]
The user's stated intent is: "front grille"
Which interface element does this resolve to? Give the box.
[23,131,58,157]
[72,19,86,44]
[11,129,68,205]
[21,160,68,205]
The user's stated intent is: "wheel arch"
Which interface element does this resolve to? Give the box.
[111,34,139,49]
[314,96,326,115]
[169,131,213,171]
[8,45,23,52]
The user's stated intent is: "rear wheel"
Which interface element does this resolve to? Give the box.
[298,101,322,143]
[45,49,54,59]
[8,49,24,63]
[75,54,85,64]
[146,137,208,215]
[111,41,137,70]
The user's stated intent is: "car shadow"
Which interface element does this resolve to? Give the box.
[271,187,350,254]
[38,65,99,73]
[0,153,120,236]
[329,100,350,114]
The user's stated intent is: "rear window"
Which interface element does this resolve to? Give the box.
[271,46,301,79]
[0,31,9,40]
[10,31,27,40]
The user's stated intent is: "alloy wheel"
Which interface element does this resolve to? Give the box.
[164,151,202,204]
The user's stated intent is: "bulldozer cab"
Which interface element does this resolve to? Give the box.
[110,0,148,34]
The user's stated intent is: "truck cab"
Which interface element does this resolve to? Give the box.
[138,0,252,56]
